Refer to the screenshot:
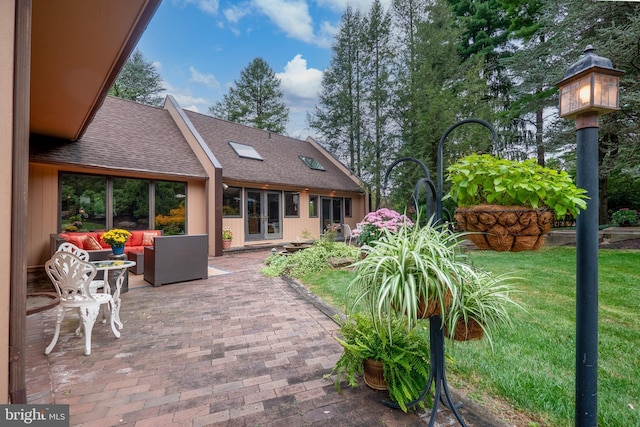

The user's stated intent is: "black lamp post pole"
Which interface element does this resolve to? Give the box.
[575,112,600,426]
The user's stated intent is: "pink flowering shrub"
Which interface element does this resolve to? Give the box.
[353,208,414,246]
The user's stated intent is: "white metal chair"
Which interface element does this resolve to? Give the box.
[342,223,353,245]
[44,251,120,356]
[57,242,106,294]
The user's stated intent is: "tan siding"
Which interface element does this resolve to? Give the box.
[0,0,15,404]
[186,180,207,235]
[27,164,59,267]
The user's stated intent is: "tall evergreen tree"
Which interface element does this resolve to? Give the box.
[361,0,396,207]
[391,0,431,158]
[508,0,640,222]
[109,49,164,107]
[307,6,364,173]
[209,58,289,133]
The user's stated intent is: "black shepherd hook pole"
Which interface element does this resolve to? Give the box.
[380,120,498,427]
[382,157,436,218]
[436,118,498,224]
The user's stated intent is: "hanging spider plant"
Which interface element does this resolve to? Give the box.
[445,268,522,348]
[347,217,469,333]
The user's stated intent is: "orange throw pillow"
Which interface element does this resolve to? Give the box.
[84,235,103,250]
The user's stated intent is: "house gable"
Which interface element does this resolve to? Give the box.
[183,110,364,193]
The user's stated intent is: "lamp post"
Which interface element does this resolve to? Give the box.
[556,45,623,426]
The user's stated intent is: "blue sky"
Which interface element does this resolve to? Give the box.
[136,0,392,138]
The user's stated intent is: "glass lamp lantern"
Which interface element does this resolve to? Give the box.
[557,45,623,119]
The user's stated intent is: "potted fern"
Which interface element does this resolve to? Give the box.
[446,153,588,251]
[327,313,431,412]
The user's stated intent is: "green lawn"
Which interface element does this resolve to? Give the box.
[299,246,640,427]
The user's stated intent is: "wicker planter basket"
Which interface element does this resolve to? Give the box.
[454,205,554,252]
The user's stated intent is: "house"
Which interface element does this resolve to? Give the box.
[4,0,367,405]
[29,95,367,267]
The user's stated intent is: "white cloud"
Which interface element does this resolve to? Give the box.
[316,0,392,11]
[223,2,252,23]
[189,67,220,88]
[274,54,323,138]
[254,0,315,43]
[161,80,212,114]
[177,0,220,15]
[276,54,322,109]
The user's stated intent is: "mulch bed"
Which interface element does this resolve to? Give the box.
[598,238,640,250]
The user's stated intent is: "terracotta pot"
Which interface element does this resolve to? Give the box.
[454,205,553,252]
[448,318,484,341]
[222,239,231,249]
[363,359,387,391]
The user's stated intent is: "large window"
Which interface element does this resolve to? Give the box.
[284,192,300,217]
[223,186,242,217]
[59,173,186,234]
[155,181,187,234]
[344,198,352,218]
[113,177,149,229]
[60,174,107,231]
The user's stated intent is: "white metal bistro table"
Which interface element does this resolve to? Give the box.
[90,260,135,329]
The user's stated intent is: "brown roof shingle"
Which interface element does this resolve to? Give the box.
[30,97,208,179]
[184,110,363,193]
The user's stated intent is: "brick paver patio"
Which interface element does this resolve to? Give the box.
[26,249,501,426]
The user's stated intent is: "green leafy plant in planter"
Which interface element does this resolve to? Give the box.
[611,209,638,226]
[446,153,588,251]
[327,313,431,412]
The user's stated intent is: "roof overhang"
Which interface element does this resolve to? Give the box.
[30,0,161,141]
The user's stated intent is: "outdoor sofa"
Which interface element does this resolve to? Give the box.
[143,234,209,287]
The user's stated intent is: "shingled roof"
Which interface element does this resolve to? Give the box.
[184,110,363,193]
[30,96,208,179]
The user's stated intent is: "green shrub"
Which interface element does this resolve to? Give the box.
[262,242,358,278]
[611,209,638,226]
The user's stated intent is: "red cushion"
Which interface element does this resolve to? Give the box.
[129,231,144,247]
[60,234,86,249]
[93,233,110,248]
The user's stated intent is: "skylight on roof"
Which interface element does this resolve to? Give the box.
[229,141,263,160]
[300,156,325,171]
